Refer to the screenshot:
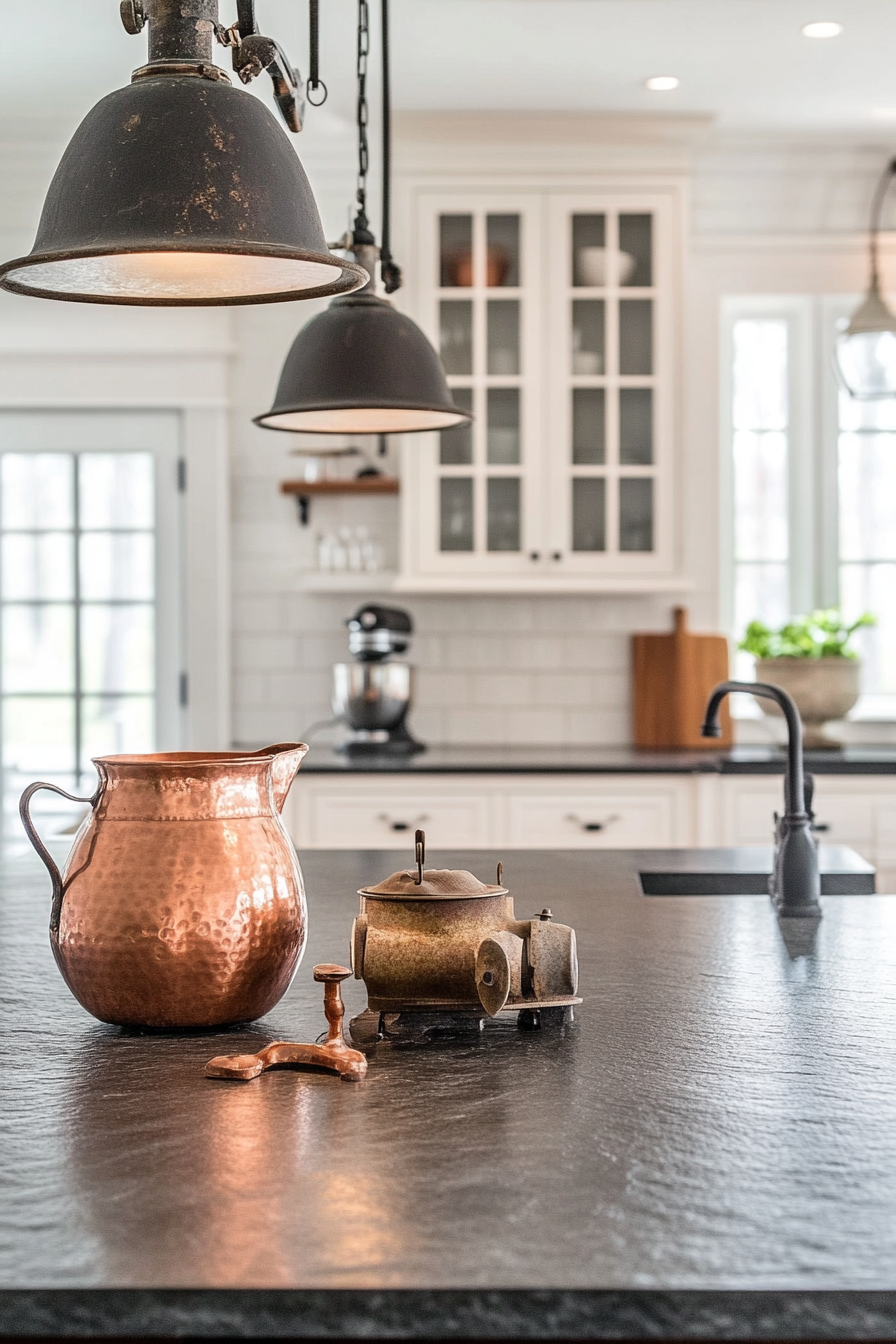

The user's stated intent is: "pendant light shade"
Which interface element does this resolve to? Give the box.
[835,278,896,400]
[0,74,365,306]
[835,157,896,399]
[255,0,471,437]
[256,293,470,433]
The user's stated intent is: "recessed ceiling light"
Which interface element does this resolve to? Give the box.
[645,76,680,92]
[801,21,843,38]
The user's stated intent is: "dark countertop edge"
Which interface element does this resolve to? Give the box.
[4,1289,896,1338]
[300,758,896,776]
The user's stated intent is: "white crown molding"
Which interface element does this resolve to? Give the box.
[394,111,714,177]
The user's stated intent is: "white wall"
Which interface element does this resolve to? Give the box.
[229,119,896,748]
[1,113,894,749]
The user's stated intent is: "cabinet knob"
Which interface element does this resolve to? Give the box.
[552,551,563,561]
[529,551,540,562]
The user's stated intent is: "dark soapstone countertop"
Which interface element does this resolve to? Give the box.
[2,845,896,1338]
[296,742,896,774]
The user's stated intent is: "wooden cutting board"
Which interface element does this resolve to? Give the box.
[632,607,733,749]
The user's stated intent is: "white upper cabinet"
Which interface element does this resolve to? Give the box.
[397,180,685,593]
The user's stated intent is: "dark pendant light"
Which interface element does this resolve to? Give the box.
[836,157,896,399]
[0,0,366,306]
[254,0,471,435]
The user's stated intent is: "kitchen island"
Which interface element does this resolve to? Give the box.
[2,845,896,1338]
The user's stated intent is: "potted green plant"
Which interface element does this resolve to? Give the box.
[739,609,876,748]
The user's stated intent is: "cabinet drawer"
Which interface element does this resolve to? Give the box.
[807,791,875,845]
[309,793,491,849]
[506,793,674,848]
[722,780,875,846]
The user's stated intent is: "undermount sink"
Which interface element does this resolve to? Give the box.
[639,846,876,897]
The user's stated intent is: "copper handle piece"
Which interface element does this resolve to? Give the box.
[19,781,99,933]
[205,964,368,1083]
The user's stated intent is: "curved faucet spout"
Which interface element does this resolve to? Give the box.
[702,681,820,918]
[702,680,805,818]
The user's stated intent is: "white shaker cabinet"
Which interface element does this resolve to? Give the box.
[288,771,896,889]
[289,774,696,851]
[396,184,686,594]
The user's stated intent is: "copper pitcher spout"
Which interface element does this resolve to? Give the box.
[251,742,309,813]
[19,745,310,1030]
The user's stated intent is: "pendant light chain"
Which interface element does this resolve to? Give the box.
[379,0,402,293]
[355,0,371,225]
[307,0,327,106]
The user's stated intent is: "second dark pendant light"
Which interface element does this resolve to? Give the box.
[254,0,472,435]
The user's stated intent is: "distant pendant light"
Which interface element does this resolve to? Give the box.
[0,0,366,306]
[836,157,896,398]
[254,0,471,435]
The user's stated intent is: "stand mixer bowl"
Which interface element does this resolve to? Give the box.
[332,662,413,732]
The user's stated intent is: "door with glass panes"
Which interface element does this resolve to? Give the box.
[0,411,182,841]
[404,195,545,578]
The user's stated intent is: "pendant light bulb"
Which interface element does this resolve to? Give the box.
[0,0,366,306]
[255,0,471,436]
[836,158,896,399]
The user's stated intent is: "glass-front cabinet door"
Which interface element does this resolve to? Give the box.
[403,196,545,581]
[401,186,679,590]
[546,192,674,578]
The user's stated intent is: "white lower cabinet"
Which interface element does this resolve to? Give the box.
[305,789,494,849]
[287,771,896,885]
[719,775,896,889]
[506,790,678,848]
[290,774,695,851]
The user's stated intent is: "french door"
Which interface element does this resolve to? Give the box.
[0,410,183,839]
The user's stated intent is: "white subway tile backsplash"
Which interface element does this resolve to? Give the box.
[443,634,510,671]
[267,671,331,707]
[415,670,472,706]
[533,674,593,707]
[562,634,628,671]
[445,708,509,743]
[472,673,532,706]
[234,634,298,672]
[232,595,285,634]
[407,707,446,744]
[565,708,630,743]
[228,435,677,747]
[507,709,567,744]
[233,707,302,746]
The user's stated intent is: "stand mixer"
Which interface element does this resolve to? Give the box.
[332,604,425,756]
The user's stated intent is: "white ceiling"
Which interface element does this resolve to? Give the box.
[4,0,896,134]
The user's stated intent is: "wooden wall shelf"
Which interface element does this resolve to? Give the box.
[280,476,400,524]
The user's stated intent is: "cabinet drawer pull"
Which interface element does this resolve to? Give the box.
[377,813,430,833]
[811,822,831,833]
[566,812,620,833]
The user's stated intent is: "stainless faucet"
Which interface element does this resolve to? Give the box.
[701,681,822,918]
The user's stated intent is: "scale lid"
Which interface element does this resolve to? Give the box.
[359,831,507,900]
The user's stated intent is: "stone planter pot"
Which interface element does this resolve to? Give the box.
[755,657,861,749]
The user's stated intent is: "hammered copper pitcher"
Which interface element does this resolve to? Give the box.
[20,744,308,1029]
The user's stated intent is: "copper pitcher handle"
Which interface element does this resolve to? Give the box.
[20,782,100,934]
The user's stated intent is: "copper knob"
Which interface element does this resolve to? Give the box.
[205,962,367,1083]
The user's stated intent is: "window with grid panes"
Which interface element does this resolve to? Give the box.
[0,411,182,840]
[726,302,896,718]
